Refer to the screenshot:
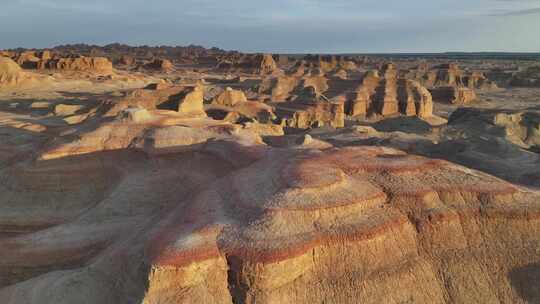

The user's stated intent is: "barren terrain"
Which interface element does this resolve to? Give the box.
[0,47,539,303]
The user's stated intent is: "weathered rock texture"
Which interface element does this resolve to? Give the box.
[0,57,41,88]
[415,63,497,91]
[103,85,204,117]
[430,86,477,105]
[401,63,497,104]
[213,87,248,107]
[46,57,113,74]
[2,138,538,304]
[144,58,174,72]
[217,54,281,75]
[274,87,345,129]
[177,85,206,116]
[348,65,434,119]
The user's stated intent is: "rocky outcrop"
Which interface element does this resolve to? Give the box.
[0,57,41,88]
[206,87,277,124]
[217,54,281,75]
[212,87,248,107]
[348,64,435,119]
[259,54,279,75]
[177,85,206,117]
[117,55,135,66]
[0,57,28,87]
[103,86,189,116]
[4,139,536,304]
[301,74,329,96]
[430,86,477,104]
[53,104,84,116]
[275,87,345,129]
[269,76,300,102]
[397,79,434,118]
[206,101,277,124]
[303,54,358,72]
[140,145,540,304]
[144,58,174,72]
[448,107,540,150]
[407,63,497,101]
[46,56,113,74]
[14,51,41,69]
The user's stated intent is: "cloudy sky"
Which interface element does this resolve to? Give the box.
[1,0,539,53]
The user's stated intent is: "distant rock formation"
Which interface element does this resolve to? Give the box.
[303,54,358,72]
[217,53,282,75]
[144,58,174,72]
[430,86,477,104]
[116,55,135,66]
[510,65,540,87]
[275,86,345,129]
[259,54,279,75]
[46,56,113,74]
[348,64,435,119]
[405,63,497,103]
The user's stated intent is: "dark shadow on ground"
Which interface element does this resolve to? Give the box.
[372,116,433,134]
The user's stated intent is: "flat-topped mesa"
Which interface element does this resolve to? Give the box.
[348,63,434,119]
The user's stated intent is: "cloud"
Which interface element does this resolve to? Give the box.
[489,7,540,15]
[0,0,539,52]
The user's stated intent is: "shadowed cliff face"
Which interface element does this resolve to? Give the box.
[509,262,540,303]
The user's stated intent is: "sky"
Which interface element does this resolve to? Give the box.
[1,0,540,53]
